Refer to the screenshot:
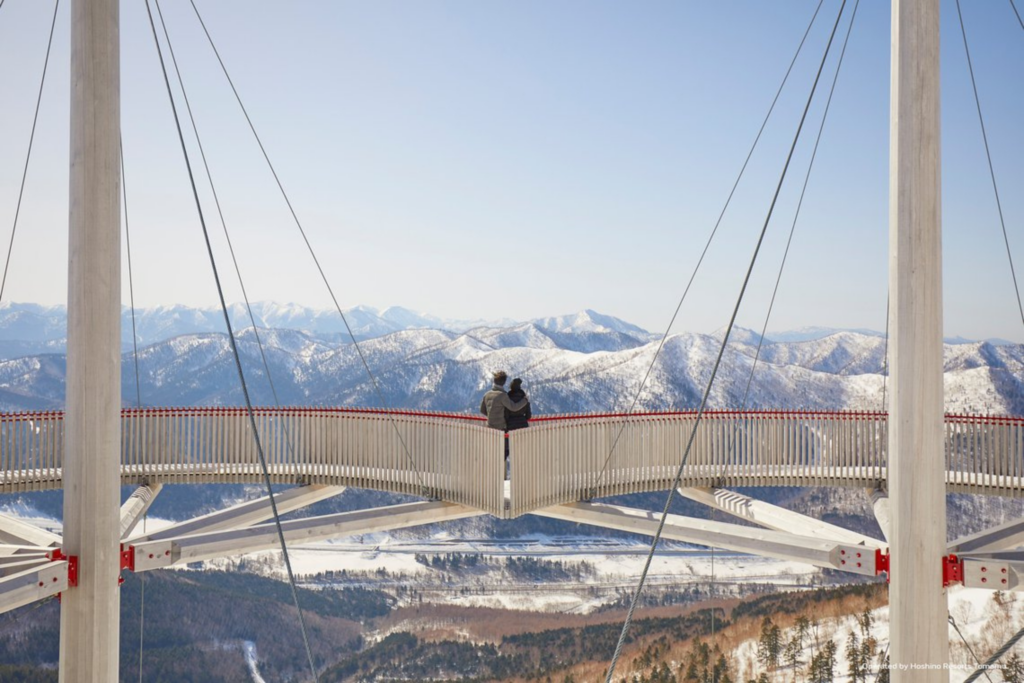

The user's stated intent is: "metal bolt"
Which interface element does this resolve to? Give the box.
[982,566,988,573]
[148,553,154,559]
[856,552,862,558]
[841,560,846,565]
[1003,579,1008,585]
[38,582,43,587]
[982,577,988,583]
[165,550,170,556]
[840,550,846,555]
[1003,568,1008,574]
[857,562,862,568]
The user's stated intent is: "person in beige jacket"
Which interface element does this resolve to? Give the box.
[479,371,530,476]
[479,371,530,430]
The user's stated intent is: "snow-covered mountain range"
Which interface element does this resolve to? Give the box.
[0,301,516,356]
[0,303,1021,416]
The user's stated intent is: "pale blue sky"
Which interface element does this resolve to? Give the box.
[0,1,1022,340]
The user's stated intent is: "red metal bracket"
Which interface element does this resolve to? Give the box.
[46,549,79,588]
[875,549,890,582]
[120,545,135,573]
[943,553,963,587]
[117,545,137,586]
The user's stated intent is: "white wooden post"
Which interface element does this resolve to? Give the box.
[59,0,122,680]
[888,0,947,678]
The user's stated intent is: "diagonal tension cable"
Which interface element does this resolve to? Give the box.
[715,0,860,490]
[0,0,60,305]
[185,0,428,495]
[122,142,144,410]
[1011,0,1024,33]
[740,0,860,409]
[142,1,319,680]
[955,0,1024,334]
[120,140,147,683]
[950,614,995,683]
[151,0,305,470]
[604,2,850,679]
[964,622,1024,683]
[590,0,827,497]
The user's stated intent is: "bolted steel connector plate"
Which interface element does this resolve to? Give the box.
[963,559,1018,590]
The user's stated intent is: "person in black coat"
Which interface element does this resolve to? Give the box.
[505,377,531,431]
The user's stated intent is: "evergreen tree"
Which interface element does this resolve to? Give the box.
[858,607,873,639]
[795,616,810,650]
[809,640,837,683]
[758,617,782,670]
[1004,653,1024,683]
[877,652,890,683]
[784,635,804,681]
[846,631,866,683]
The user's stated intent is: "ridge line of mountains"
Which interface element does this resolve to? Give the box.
[0,301,1021,415]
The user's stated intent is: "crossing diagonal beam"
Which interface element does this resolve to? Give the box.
[869,486,891,543]
[120,484,162,540]
[127,485,346,543]
[948,517,1024,555]
[533,502,881,574]
[128,501,482,572]
[0,512,61,548]
[678,487,884,548]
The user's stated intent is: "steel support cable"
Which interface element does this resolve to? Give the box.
[739,0,861,411]
[709,0,859,541]
[964,623,1024,683]
[120,140,146,683]
[141,2,319,680]
[1011,0,1024,33]
[184,0,427,495]
[955,0,1024,333]
[122,143,144,410]
[880,295,889,412]
[151,0,304,468]
[0,0,60,305]
[949,614,995,683]
[589,0,827,497]
[604,3,849,679]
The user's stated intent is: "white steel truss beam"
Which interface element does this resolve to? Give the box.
[128,485,346,543]
[948,517,1024,555]
[0,557,51,578]
[129,501,481,572]
[678,487,884,548]
[0,512,61,548]
[0,561,69,615]
[533,502,881,575]
[119,484,162,540]
[0,545,54,558]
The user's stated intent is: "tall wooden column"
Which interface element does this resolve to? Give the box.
[59,0,122,680]
[888,0,947,679]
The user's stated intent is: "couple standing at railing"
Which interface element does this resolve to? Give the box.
[478,370,532,478]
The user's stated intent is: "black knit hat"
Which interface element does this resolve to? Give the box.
[510,377,523,391]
